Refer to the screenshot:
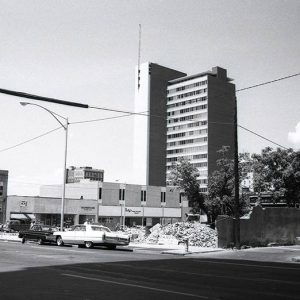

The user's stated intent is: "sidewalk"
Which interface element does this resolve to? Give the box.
[130,242,224,255]
[0,232,21,242]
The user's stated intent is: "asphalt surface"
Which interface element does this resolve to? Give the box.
[0,241,299,300]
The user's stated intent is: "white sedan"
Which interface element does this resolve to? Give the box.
[53,224,130,249]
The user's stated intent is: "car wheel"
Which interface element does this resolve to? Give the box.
[56,236,64,246]
[21,237,26,244]
[85,241,93,249]
[106,245,116,250]
[37,238,43,245]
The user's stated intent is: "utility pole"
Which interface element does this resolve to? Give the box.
[234,96,240,248]
[137,24,141,90]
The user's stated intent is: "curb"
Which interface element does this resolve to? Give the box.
[0,239,21,243]
[161,249,225,256]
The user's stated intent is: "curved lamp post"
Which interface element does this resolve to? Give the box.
[20,102,68,231]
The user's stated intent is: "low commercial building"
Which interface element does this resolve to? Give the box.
[6,181,190,229]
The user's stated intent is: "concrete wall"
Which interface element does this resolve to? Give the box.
[217,206,300,247]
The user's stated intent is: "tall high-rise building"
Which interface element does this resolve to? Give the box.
[133,63,236,191]
[166,67,236,192]
[133,63,186,186]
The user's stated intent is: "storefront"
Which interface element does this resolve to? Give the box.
[6,185,190,229]
[6,196,98,228]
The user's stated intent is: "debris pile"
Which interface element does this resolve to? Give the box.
[122,222,217,248]
[162,222,217,247]
[145,222,217,247]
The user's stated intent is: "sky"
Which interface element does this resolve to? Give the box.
[0,0,299,196]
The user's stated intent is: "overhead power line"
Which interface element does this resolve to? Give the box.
[0,127,61,153]
[1,71,298,153]
[238,125,289,150]
[0,117,289,153]
[70,113,134,125]
[88,105,153,117]
[1,72,299,114]
[236,72,300,92]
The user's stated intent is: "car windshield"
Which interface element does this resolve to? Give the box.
[73,226,86,231]
[91,226,111,232]
[41,226,52,231]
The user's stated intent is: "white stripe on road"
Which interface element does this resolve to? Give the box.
[62,273,212,299]
[98,262,299,285]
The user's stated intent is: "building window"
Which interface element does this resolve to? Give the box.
[119,189,125,201]
[141,190,146,202]
[161,192,166,203]
[98,188,102,200]
[179,192,183,204]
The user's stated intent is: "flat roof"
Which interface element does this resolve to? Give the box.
[168,68,234,85]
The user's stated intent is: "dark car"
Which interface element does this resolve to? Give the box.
[2,220,31,233]
[19,225,57,245]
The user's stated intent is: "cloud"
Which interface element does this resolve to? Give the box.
[288,122,300,147]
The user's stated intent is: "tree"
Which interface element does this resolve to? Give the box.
[252,147,300,207]
[167,157,205,213]
[206,146,250,224]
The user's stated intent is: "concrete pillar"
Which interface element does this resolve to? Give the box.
[74,214,79,225]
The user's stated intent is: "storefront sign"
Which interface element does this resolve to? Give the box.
[81,206,95,212]
[125,208,142,215]
[98,206,181,218]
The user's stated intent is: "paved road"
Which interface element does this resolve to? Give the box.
[0,241,299,300]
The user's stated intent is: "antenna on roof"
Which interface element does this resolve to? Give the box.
[137,24,142,90]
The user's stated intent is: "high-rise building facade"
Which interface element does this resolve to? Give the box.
[133,63,186,186]
[133,63,236,191]
[166,67,236,192]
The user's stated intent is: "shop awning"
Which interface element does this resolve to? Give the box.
[24,213,35,220]
[10,213,35,220]
[10,213,28,220]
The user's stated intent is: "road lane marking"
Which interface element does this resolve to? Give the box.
[87,262,299,285]
[29,245,116,255]
[191,259,300,271]
[61,273,213,299]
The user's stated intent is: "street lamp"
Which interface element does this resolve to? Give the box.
[20,102,68,231]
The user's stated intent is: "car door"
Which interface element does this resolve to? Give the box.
[30,225,41,241]
[61,226,77,243]
[89,226,105,244]
[74,225,87,244]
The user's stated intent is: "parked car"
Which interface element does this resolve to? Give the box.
[53,224,130,249]
[2,220,31,233]
[19,225,57,245]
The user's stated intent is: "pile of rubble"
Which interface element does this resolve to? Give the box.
[124,222,217,248]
